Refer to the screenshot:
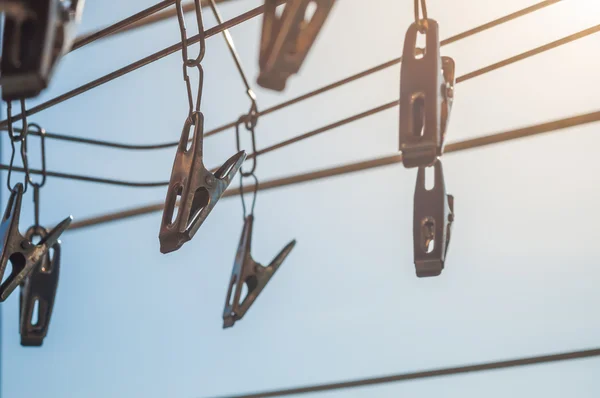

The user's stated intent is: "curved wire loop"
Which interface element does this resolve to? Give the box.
[24,123,47,227]
[414,0,429,33]
[6,99,30,193]
[235,112,258,177]
[239,172,259,218]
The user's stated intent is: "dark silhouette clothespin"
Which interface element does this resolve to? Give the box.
[223,215,296,328]
[19,225,61,346]
[0,0,85,100]
[413,159,454,277]
[159,112,245,253]
[258,0,336,91]
[0,184,71,302]
[399,18,455,168]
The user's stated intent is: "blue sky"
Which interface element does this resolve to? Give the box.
[2,0,600,397]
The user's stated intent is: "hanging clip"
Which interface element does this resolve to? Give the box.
[0,184,71,301]
[19,225,60,346]
[223,215,296,328]
[0,0,85,100]
[399,18,455,168]
[258,0,336,91]
[413,159,454,277]
[159,112,246,254]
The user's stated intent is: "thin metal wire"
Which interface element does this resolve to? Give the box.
[66,109,600,230]
[5,99,29,193]
[205,347,600,398]
[71,0,176,51]
[0,1,287,128]
[239,173,259,218]
[414,0,428,33]
[0,0,558,150]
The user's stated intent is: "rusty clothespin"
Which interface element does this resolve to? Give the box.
[0,184,71,302]
[159,112,246,253]
[258,0,336,91]
[399,17,455,168]
[0,0,85,100]
[413,159,454,277]
[20,225,61,346]
[223,214,296,328]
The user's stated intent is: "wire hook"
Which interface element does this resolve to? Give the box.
[6,99,29,193]
[239,173,259,219]
[414,0,429,33]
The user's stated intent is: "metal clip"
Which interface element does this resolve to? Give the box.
[0,183,71,301]
[399,19,455,168]
[223,215,295,328]
[0,0,85,100]
[159,112,246,254]
[257,0,336,91]
[19,225,60,346]
[413,159,454,277]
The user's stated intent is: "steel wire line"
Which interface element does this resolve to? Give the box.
[2,23,594,189]
[0,0,559,149]
[0,1,288,128]
[204,347,600,398]
[66,109,600,230]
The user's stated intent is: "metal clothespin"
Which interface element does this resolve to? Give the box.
[413,159,454,277]
[223,215,296,328]
[258,0,336,91]
[0,0,85,100]
[19,225,60,346]
[399,18,455,168]
[159,112,246,253]
[0,183,71,301]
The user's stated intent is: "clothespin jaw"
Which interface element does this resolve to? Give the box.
[19,225,60,346]
[159,112,246,254]
[0,184,71,301]
[223,215,296,328]
[399,19,455,168]
[257,0,336,91]
[413,159,454,277]
[0,0,85,100]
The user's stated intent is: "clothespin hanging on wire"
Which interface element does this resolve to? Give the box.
[0,103,71,302]
[399,0,455,168]
[159,0,245,254]
[19,123,64,346]
[258,0,336,91]
[222,113,296,328]
[413,159,454,277]
[0,0,86,100]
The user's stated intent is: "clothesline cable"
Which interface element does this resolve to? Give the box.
[65,108,600,231]
[203,347,600,398]
[1,0,559,149]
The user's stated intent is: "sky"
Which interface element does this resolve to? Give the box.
[2,0,600,397]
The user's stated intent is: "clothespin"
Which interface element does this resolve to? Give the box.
[19,225,60,346]
[0,183,71,301]
[258,0,336,91]
[223,215,296,328]
[159,112,246,253]
[399,18,455,168]
[0,0,85,100]
[413,159,454,277]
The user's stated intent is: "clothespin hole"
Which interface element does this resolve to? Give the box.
[411,95,426,138]
[240,282,249,305]
[414,32,427,59]
[275,3,285,18]
[30,235,42,245]
[30,298,40,327]
[167,185,183,226]
[185,128,194,152]
[227,275,238,307]
[304,2,318,24]
[420,218,436,253]
[189,187,209,224]
[424,165,435,190]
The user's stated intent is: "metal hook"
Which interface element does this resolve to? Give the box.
[258,0,337,91]
[175,0,206,67]
[235,113,258,177]
[0,0,85,100]
[239,173,259,219]
[223,214,296,328]
[414,0,428,33]
[19,225,61,346]
[413,159,454,277]
[159,112,246,253]
[6,99,30,193]
[0,183,72,302]
[399,18,455,168]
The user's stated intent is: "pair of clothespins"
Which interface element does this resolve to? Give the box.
[400,12,455,277]
[0,0,85,100]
